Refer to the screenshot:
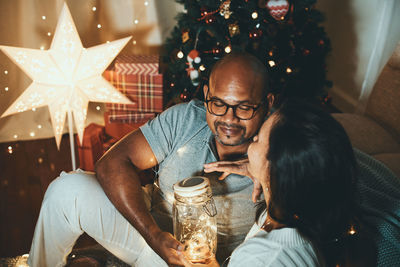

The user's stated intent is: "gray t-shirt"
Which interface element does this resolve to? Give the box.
[140,99,258,258]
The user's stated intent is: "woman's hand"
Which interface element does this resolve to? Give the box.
[204,159,262,203]
[176,252,220,267]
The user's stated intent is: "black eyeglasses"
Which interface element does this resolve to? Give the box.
[205,88,265,120]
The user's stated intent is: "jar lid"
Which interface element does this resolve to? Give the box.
[173,176,210,197]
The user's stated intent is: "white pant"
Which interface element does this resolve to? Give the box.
[28,170,167,267]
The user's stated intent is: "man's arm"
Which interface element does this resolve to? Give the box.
[95,129,183,265]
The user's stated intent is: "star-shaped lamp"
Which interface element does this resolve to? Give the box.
[0,3,133,149]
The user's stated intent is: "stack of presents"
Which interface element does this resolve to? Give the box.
[77,55,163,171]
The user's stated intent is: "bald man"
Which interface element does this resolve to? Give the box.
[28,52,275,267]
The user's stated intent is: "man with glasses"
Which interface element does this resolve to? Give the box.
[28,52,274,267]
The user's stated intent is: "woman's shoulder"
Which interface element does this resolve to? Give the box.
[229,228,319,267]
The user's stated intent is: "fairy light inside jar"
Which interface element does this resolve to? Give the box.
[173,177,217,263]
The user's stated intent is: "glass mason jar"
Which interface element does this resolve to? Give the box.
[173,176,217,263]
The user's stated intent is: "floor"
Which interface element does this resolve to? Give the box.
[0,134,96,258]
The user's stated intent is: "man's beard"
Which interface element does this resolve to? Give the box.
[214,121,250,146]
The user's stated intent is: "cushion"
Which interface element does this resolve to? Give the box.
[333,113,400,155]
[373,153,400,179]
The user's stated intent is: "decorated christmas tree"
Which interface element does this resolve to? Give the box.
[162,0,332,105]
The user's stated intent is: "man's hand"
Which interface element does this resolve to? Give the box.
[149,231,185,266]
[177,252,220,267]
[204,159,262,203]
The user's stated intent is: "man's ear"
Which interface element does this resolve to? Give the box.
[203,84,208,101]
[267,93,275,111]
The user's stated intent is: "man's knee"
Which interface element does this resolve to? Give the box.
[43,171,98,206]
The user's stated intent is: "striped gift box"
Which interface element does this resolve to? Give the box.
[115,55,159,75]
[104,70,163,113]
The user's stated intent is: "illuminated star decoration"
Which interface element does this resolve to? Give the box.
[0,3,133,148]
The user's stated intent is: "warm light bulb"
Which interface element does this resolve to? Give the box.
[224,46,232,53]
[256,23,260,28]
[30,132,35,137]
[132,40,137,45]
[199,65,206,71]
[37,125,42,129]
[42,16,46,20]
[40,46,45,50]
[96,105,101,110]
[92,7,97,11]
[13,134,18,139]
[268,60,276,67]
[47,32,52,36]
[348,225,356,235]
[177,51,184,59]
[8,146,13,154]
[134,19,139,24]
[286,67,292,73]
[4,70,8,74]
[32,108,36,111]
[252,12,258,19]
[106,41,110,43]
[5,87,9,91]
[144,1,149,6]
[97,24,102,28]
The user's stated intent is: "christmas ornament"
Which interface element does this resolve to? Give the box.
[182,30,190,43]
[263,0,290,21]
[303,49,310,56]
[186,50,201,86]
[0,3,131,150]
[228,23,240,37]
[219,0,232,19]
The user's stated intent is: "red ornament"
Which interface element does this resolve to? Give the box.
[318,39,325,46]
[265,0,290,21]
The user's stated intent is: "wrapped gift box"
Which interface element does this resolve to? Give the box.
[103,55,163,139]
[104,55,163,113]
[76,123,106,171]
[104,111,150,140]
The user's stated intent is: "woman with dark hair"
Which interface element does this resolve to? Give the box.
[179,100,375,266]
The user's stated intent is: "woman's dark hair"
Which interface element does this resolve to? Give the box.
[257,100,373,265]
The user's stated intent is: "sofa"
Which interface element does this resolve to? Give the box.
[333,42,400,178]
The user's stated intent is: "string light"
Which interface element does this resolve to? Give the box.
[224,45,232,53]
[8,146,13,154]
[268,60,276,67]
[4,70,8,74]
[32,108,36,111]
[106,41,110,43]
[348,225,356,235]
[96,105,101,110]
[97,24,102,28]
[177,51,184,59]
[144,1,149,6]
[5,87,9,91]
[47,32,52,36]
[251,12,258,19]
[13,134,18,139]
[134,19,139,24]
[92,7,97,11]
[30,132,35,137]
[38,157,43,164]
[199,65,206,71]
[132,40,137,45]
[42,16,46,20]
[37,124,42,129]
[40,46,45,50]
[256,23,260,28]
[286,67,292,73]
